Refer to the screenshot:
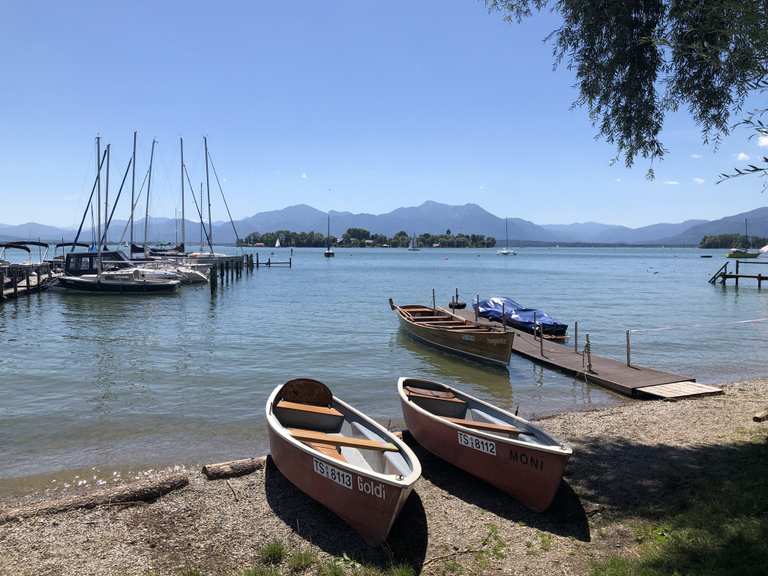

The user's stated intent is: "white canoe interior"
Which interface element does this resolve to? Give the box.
[401,378,565,449]
[273,395,414,479]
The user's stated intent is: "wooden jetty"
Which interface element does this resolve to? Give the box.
[709,259,768,287]
[453,309,721,400]
[1,263,59,303]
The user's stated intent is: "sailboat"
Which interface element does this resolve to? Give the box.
[727,218,760,259]
[324,214,335,257]
[407,234,419,251]
[497,218,516,255]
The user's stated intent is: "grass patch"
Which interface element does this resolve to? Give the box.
[591,435,768,576]
[387,564,415,576]
[319,560,346,576]
[259,540,287,566]
[287,550,316,573]
[538,532,554,552]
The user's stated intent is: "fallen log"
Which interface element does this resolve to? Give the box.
[0,474,189,524]
[202,456,266,480]
[753,409,768,423]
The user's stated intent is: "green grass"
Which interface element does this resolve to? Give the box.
[591,436,768,576]
[318,560,346,576]
[387,564,415,576]
[287,550,316,573]
[259,540,287,566]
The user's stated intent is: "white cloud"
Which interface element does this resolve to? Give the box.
[758,135,768,147]
[300,172,308,180]
[693,177,705,184]
[737,152,750,161]
[615,178,622,182]
[690,153,703,159]
[663,180,680,185]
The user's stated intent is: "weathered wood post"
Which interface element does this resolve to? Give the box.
[210,264,217,293]
[432,288,436,311]
[501,302,506,330]
[219,261,225,281]
[573,321,579,352]
[759,274,763,290]
[626,330,631,367]
[539,325,545,358]
[475,295,479,322]
[533,311,538,341]
[256,252,260,269]
[0,270,5,302]
[585,334,593,373]
[735,260,740,287]
[289,257,292,268]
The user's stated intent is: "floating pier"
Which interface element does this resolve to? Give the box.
[709,260,768,287]
[1,263,59,302]
[453,309,721,400]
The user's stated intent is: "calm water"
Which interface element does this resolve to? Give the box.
[2,247,767,494]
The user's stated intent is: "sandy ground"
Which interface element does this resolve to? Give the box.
[1,379,766,576]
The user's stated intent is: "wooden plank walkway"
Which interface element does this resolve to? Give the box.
[453,309,720,400]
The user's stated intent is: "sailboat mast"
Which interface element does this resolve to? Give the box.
[96,135,101,253]
[204,136,213,249]
[505,218,509,250]
[180,137,185,249]
[130,131,136,249]
[104,144,110,247]
[327,213,331,249]
[144,139,156,258]
[200,182,204,251]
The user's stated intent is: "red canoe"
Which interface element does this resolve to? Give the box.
[398,377,571,511]
[267,379,421,544]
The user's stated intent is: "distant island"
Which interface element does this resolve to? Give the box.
[238,228,496,248]
[699,234,768,249]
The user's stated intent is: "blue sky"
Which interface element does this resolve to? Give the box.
[0,0,766,227]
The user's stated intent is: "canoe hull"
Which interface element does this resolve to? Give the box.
[397,315,513,367]
[268,425,412,544]
[401,397,567,511]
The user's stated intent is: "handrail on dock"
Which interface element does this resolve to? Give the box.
[708,261,728,284]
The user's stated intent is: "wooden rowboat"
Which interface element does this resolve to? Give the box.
[398,377,571,511]
[266,378,421,544]
[389,298,514,367]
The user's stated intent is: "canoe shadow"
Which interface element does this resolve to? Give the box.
[264,456,428,571]
[401,431,591,542]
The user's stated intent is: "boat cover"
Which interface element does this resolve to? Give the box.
[474,297,568,336]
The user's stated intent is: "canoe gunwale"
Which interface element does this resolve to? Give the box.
[397,377,572,457]
[266,385,421,488]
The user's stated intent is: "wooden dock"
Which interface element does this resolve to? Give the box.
[709,259,768,287]
[1,264,59,302]
[453,309,721,400]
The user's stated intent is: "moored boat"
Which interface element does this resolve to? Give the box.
[397,377,571,511]
[389,298,514,367]
[475,297,568,338]
[266,378,421,544]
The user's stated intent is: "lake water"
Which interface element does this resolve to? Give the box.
[2,246,767,495]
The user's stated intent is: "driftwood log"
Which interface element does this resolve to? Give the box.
[202,456,266,480]
[0,474,189,524]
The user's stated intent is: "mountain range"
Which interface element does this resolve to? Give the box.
[2,202,767,246]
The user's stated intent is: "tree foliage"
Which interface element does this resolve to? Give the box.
[486,0,768,177]
[699,233,767,249]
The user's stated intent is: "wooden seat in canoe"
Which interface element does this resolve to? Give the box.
[404,385,456,399]
[288,428,398,452]
[404,387,467,405]
[307,441,347,462]
[411,315,453,322]
[276,400,343,417]
[444,416,521,435]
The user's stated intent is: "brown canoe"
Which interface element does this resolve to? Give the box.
[398,377,571,511]
[266,379,421,545]
[389,298,514,367]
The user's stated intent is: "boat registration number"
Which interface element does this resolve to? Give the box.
[313,458,353,490]
[457,431,496,455]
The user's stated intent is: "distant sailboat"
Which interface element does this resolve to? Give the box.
[727,218,760,259]
[497,218,516,255]
[324,214,335,258]
[275,237,281,248]
[408,234,419,251]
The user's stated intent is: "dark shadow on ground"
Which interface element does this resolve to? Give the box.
[264,456,428,571]
[401,431,591,542]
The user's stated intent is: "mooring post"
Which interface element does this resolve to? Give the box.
[626,329,631,367]
[735,260,740,287]
[574,321,579,353]
[759,274,763,290]
[256,252,260,269]
[210,265,217,293]
[432,288,436,311]
[585,334,593,373]
[539,325,545,358]
[502,302,506,330]
[475,295,479,322]
[0,270,5,302]
[289,257,292,268]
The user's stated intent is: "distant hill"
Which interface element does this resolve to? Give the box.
[2,203,767,246]
[661,207,768,245]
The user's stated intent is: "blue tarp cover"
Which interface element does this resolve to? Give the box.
[474,297,567,334]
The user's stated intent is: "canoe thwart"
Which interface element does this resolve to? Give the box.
[288,428,399,452]
[405,389,467,405]
[444,416,522,435]
[276,400,343,417]
[307,441,347,462]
